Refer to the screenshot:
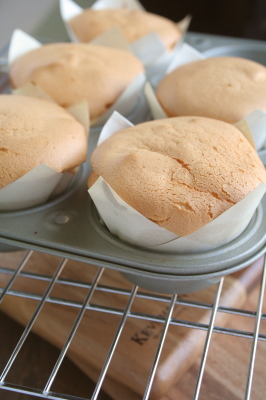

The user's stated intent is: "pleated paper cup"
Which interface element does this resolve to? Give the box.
[88,112,266,253]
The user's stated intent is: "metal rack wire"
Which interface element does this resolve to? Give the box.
[0,249,265,400]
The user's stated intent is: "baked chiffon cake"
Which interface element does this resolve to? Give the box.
[0,94,87,189]
[89,116,266,236]
[9,43,144,120]
[156,57,266,123]
[69,8,182,50]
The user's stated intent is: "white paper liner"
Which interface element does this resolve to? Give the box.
[144,81,167,119]
[239,109,266,151]
[90,25,131,52]
[91,0,145,11]
[131,32,170,67]
[12,82,55,101]
[8,29,147,128]
[165,42,205,74]
[97,111,134,146]
[67,99,90,135]
[8,29,41,65]
[59,0,191,70]
[234,119,256,149]
[88,112,266,253]
[144,42,266,151]
[0,165,72,211]
[0,84,88,212]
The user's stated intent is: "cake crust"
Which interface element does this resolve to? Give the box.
[156,57,266,123]
[0,95,87,189]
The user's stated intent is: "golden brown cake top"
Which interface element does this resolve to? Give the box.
[156,56,266,123]
[69,8,181,50]
[9,43,144,120]
[90,116,266,236]
[0,94,87,189]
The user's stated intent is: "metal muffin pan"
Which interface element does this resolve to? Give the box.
[186,32,266,65]
[0,33,266,294]
[202,40,266,64]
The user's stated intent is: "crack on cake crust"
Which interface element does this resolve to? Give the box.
[173,158,191,172]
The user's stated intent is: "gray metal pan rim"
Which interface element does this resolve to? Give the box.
[1,235,264,287]
[0,196,265,279]
[0,168,265,275]
[202,42,266,63]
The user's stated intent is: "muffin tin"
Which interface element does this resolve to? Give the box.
[0,32,266,294]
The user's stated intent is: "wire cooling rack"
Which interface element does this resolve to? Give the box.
[0,249,266,400]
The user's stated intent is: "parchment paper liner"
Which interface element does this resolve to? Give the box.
[0,84,89,211]
[144,42,266,152]
[59,0,191,75]
[88,111,266,253]
[8,29,147,128]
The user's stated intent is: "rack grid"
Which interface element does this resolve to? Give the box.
[0,250,266,400]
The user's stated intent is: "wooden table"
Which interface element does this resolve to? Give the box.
[0,251,265,400]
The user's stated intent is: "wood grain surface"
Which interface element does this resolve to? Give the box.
[0,250,265,400]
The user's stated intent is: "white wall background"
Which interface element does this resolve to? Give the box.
[0,0,56,47]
